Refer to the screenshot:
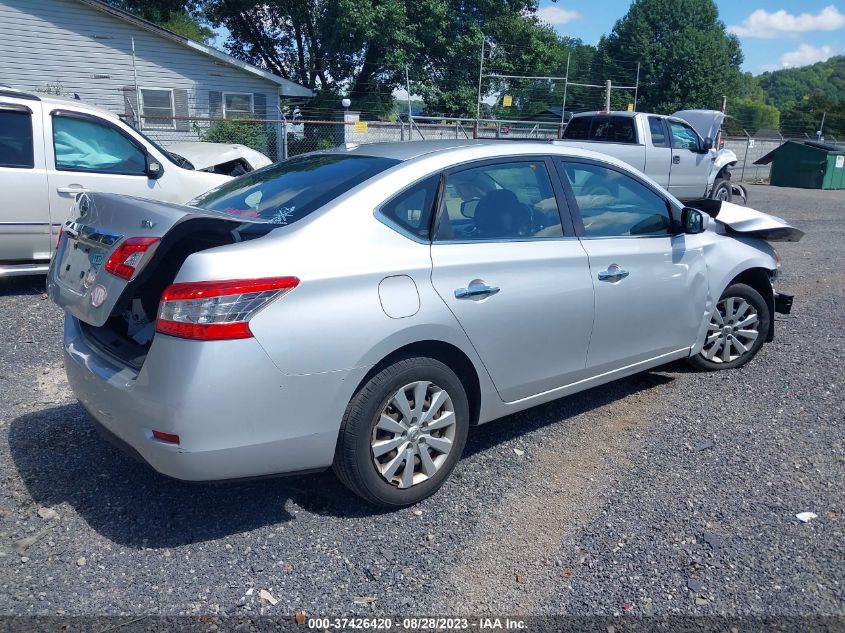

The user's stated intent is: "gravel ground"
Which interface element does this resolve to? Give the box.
[0,185,842,622]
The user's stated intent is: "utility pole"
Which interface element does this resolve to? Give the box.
[604,80,612,112]
[560,51,571,133]
[721,95,727,114]
[476,35,486,131]
[633,62,640,110]
[819,111,826,139]
[405,66,413,141]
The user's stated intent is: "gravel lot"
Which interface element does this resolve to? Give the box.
[0,185,842,622]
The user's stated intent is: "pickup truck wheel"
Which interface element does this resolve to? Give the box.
[711,178,732,202]
[688,283,770,371]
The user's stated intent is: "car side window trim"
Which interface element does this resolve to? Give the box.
[0,106,35,169]
[432,156,576,243]
[553,157,681,238]
[49,109,153,177]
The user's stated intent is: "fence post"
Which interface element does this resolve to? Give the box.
[740,130,750,182]
[281,119,287,160]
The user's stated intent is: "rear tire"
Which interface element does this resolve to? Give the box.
[710,178,732,202]
[688,283,769,371]
[333,356,469,507]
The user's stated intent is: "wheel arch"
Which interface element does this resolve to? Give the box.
[725,266,775,342]
[352,340,483,426]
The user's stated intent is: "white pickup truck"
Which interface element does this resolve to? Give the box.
[561,110,743,203]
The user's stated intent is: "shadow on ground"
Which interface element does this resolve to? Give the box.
[8,371,673,548]
[0,276,47,297]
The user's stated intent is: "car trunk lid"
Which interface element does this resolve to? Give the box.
[47,192,258,327]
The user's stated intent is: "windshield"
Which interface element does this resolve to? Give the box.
[190,154,400,225]
[125,121,195,169]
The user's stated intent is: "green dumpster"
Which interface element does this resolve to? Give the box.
[754,140,845,189]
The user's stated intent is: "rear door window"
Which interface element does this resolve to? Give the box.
[192,154,399,225]
[435,161,563,241]
[589,116,636,143]
[0,109,34,168]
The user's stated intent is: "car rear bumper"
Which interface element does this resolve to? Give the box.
[63,315,358,481]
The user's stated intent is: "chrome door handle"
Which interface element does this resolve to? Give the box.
[57,186,89,194]
[455,284,500,299]
[598,265,629,282]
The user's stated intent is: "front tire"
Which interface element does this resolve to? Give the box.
[333,356,469,507]
[688,283,770,371]
[711,178,732,202]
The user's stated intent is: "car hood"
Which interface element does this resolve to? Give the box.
[165,142,273,171]
[673,109,725,141]
[691,199,804,242]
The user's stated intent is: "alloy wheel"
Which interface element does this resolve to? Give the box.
[700,296,760,363]
[371,381,456,489]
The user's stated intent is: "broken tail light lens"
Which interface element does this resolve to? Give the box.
[105,237,160,280]
[156,277,299,340]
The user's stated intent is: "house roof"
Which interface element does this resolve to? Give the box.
[76,0,313,98]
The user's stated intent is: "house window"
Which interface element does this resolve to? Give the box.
[140,88,175,129]
[223,93,253,119]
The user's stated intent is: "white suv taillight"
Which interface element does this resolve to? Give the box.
[156,277,299,340]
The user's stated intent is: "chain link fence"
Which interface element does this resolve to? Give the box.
[137,114,807,185]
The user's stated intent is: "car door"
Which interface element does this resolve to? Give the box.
[556,158,707,374]
[0,101,51,263]
[429,157,595,402]
[667,119,709,200]
[45,110,162,232]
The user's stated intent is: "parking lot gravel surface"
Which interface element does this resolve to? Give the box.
[0,185,842,621]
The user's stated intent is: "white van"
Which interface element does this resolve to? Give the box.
[0,88,249,276]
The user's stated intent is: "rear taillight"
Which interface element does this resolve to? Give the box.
[156,277,299,341]
[105,237,160,280]
[55,226,63,250]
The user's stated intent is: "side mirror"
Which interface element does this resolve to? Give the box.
[702,137,714,151]
[146,156,164,179]
[681,207,708,234]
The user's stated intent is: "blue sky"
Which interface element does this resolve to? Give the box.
[537,1,845,73]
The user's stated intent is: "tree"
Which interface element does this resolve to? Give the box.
[204,0,570,118]
[730,99,780,134]
[757,56,845,111]
[596,0,742,113]
[781,94,845,138]
[108,1,215,44]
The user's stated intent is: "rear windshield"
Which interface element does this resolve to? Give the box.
[191,154,399,225]
[563,116,637,143]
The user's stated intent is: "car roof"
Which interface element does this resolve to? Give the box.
[570,110,639,119]
[322,138,638,164]
[0,87,122,120]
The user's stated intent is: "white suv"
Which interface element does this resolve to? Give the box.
[0,88,238,276]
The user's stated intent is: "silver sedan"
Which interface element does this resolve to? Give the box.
[48,140,801,507]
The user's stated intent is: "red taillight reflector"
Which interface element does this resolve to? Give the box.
[156,319,252,340]
[156,277,299,341]
[152,430,180,444]
[105,237,160,280]
[55,226,63,250]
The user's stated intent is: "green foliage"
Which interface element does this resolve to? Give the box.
[781,94,845,137]
[199,119,270,153]
[737,72,766,101]
[107,1,213,44]
[757,56,845,111]
[730,99,780,134]
[159,10,215,44]
[204,0,574,119]
[597,0,742,114]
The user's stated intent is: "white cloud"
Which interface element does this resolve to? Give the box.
[779,43,834,68]
[728,5,845,39]
[536,6,581,25]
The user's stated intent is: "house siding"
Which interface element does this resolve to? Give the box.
[0,0,281,137]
